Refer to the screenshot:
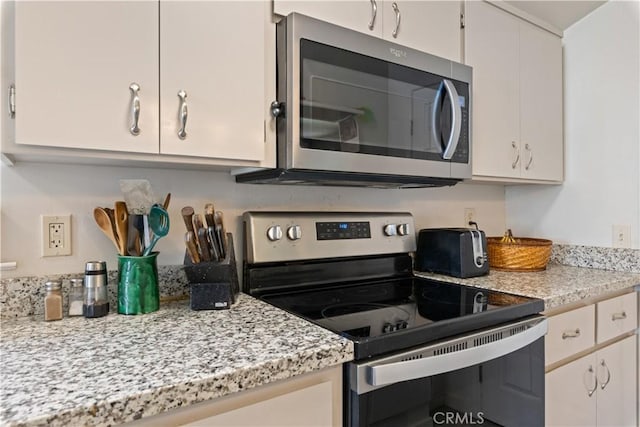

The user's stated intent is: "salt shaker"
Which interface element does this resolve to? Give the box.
[68,278,84,316]
[83,261,109,318]
[44,280,63,321]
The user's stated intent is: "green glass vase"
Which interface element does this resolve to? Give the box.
[117,252,159,315]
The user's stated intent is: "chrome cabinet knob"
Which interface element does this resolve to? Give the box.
[383,224,397,236]
[267,225,283,242]
[287,225,302,240]
[397,223,410,236]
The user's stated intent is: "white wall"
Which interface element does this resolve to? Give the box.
[0,162,506,277]
[506,0,640,249]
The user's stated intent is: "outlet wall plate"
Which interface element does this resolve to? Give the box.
[612,224,631,248]
[42,215,72,256]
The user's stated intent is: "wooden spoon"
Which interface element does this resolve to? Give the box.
[93,207,120,253]
[114,201,129,256]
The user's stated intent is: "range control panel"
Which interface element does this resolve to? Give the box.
[243,212,416,264]
[316,221,371,240]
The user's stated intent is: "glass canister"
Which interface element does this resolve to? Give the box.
[68,278,84,316]
[44,280,63,321]
[83,261,109,318]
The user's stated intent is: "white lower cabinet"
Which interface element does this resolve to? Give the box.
[124,365,342,427]
[545,291,638,427]
[546,335,637,427]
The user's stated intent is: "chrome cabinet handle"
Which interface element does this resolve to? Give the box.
[391,2,401,38]
[611,311,627,321]
[584,365,598,397]
[129,83,141,136]
[177,90,188,140]
[511,141,520,169]
[525,143,533,170]
[562,328,580,339]
[598,360,611,390]
[368,0,377,30]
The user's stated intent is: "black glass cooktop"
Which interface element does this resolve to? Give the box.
[262,278,544,360]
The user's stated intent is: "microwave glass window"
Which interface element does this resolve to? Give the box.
[299,39,469,163]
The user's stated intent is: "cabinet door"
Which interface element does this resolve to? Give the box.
[596,335,637,427]
[273,0,382,37]
[382,1,461,62]
[14,1,159,153]
[519,22,563,181]
[545,352,597,426]
[465,1,520,179]
[160,1,264,161]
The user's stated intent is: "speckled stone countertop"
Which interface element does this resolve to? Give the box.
[0,295,354,427]
[415,263,640,311]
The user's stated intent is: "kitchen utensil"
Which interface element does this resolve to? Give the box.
[181,206,195,233]
[196,225,212,262]
[119,179,156,215]
[114,201,129,256]
[185,231,200,264]
[120,179,156,248]
[143,205,170,256]
[127,215,141,256]
[214,211,226,259]
[204,203,215,227]
[206,226,220,261]
[192,213,209,260]
[93,207,120,253]
[162,193,171,210]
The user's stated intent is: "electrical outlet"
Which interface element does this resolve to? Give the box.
[464,208,476,226]
[42,215,72,256]
[612,224,631,248]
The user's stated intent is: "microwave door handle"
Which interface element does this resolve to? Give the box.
[441,79,462,160]
[431,82,445,149]
[367,319,547,387]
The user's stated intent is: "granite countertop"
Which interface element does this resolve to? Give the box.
[0,294,354,427]
[415,263,640,311]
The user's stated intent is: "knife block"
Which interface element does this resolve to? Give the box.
[183,233,239,310]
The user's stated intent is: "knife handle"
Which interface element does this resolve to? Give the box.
[185,231,200,264]
[206,226,221,261]
[181,206,195,233]
[197,227,211,262]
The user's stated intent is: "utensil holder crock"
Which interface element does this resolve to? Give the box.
[183,233,239,310]
[117,252,159,315]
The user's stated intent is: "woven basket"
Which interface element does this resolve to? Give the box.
[487,236,552,272]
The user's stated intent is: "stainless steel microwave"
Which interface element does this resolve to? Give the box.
[236,13,472,188]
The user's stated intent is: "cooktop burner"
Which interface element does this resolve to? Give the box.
[263,277,543,359]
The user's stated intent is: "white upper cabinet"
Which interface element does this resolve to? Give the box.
[465,1,563,183]
[273,0,461,61]
[11,1,268,165]
[14,1,160,154]
[160,2,264,161]
[381,1,461,61]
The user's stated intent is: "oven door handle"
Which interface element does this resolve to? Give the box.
[367,319,547,387]
[441,79,462,160]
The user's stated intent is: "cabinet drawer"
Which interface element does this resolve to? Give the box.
[546,305,595,365]
[596,292,637,344]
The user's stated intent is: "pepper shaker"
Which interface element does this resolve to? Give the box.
[83,261,109,318]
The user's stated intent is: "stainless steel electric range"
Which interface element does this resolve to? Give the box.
[243,212,547,427]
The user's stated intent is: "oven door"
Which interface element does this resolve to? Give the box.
[347,317,547,427]
[278,13,471,180]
